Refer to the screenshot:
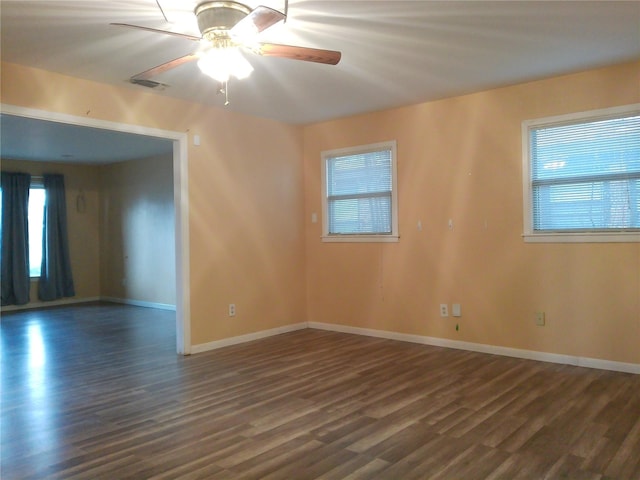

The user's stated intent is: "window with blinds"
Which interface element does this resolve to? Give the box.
[523,105,640,242]
[321,141,398,242]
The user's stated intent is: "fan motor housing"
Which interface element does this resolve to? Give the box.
[195,1,251,41]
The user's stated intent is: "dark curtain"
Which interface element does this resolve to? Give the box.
[1,172,32,306]
[38,174,75,301]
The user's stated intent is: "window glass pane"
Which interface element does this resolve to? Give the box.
[532,115,640,182]
[533,179,639,231]
[327,150,392,197]
[328,195,392,234]
[28,187,45,277]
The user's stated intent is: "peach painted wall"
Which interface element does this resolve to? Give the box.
[3,60,638,364]
[99,154,176,306]
[1,62,306,346]
[0,159,101,304]
[303,61,640,364]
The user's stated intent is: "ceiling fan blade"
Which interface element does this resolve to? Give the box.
[130,53,200,82]
[110,23,201,41]
[256,43,341,65]
[230,6,285,37]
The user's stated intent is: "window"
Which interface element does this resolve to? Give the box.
[522,104,640,242]
[321,141,398,242]
[28,183,46,277]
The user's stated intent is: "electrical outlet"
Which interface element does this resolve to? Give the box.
[535,311,545,326]
[229,304,236,317]
[440,304,449,317]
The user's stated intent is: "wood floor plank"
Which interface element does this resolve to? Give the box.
[604,412,640,478]
[2,302,639,479]
[544,454,603,480]
[319,457,390,480]
[363,422,438,464]
[229,437,324,479]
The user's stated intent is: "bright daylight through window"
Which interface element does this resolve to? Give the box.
[28,186,46,277]
[321,141,398,242]
[522,104,640,242]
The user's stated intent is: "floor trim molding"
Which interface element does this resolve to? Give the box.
[307,322,640,375]
[1,296,101,312]
[3,299,636,374]
[191,323,308,354]
[101,297,176,311]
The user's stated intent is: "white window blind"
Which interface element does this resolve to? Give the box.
[528,111,640,233]
[325,143,394,235]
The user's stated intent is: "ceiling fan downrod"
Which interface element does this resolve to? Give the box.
[195,1,251,43]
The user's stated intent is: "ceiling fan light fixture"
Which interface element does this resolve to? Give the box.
[118,0,340,100]
[197,46,254,82]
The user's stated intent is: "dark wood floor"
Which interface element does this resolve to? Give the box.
[1,303,639,479]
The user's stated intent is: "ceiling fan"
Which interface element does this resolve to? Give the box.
[112,0,341,99]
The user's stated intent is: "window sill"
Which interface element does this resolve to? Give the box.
[523,232,640,243]
[322,234,399,243]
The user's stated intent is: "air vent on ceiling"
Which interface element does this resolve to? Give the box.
[130,78,167,89]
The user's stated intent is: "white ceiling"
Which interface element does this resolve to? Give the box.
[2,1,639,126]
[0,114,174,164]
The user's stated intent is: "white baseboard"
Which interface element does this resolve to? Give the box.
[1,296,176,313]
[307,322,640,375]
[191,322,308,354]
[1,296,101,312]
[101,297,176,311]
[4,297,635,375]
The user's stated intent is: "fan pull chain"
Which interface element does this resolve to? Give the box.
[218,81,231,106]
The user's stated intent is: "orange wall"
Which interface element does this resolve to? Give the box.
[3,60,639,364]
[1,62,306,345]
[303,61,640,364]
[99,154,176,305]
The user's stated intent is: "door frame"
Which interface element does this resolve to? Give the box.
[1,104,191,354]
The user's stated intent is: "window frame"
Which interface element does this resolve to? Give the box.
[522,104,640,243]
[321,140,399,243]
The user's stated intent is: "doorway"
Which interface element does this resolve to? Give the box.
[0,104,190,354]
